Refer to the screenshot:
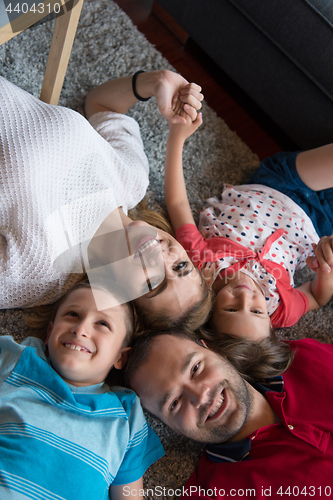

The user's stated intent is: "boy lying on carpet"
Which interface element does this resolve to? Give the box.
[0,280,164,500]
[158,93,333,341]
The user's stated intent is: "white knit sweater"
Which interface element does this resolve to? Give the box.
[0,78,149,309]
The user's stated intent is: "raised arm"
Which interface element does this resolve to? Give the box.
[164,89,203,232]
[85,69,203,120]
[297,235,333,310]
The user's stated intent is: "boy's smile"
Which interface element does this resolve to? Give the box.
[46,287,130,387]
[63,342,93,353]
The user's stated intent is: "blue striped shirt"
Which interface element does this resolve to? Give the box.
[0,336,164,499]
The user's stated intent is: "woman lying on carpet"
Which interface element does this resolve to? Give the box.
[158,93,333,341]
[0,69,212,330]
[0,279,164,499]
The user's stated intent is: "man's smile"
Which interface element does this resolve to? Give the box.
[206,389,226,420]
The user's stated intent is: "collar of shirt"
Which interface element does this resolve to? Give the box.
[205,376,284,463]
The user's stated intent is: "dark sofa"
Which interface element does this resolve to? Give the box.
[156,0,333,150]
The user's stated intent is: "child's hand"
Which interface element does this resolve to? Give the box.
[170,83,203,124]
[300,234,333,310]
[306,235,333,274]
[168,91,203,141]
[169,105,203,141]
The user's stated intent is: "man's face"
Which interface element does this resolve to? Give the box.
[130,335,252,443]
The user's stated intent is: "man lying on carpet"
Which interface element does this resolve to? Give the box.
[126,330,333,499]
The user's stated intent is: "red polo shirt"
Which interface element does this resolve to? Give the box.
[181,339,333,499]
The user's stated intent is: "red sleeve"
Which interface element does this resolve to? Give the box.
[176,224,209,269]
[175,224,241,270]
[270,287,309,328]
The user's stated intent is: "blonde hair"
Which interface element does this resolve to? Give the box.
[129,198,174,235]
[134,282,214,335]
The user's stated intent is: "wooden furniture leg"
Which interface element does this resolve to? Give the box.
[40,0,84,104]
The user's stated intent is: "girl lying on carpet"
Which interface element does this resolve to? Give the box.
[0,280,164,499]
[160,93,333,341]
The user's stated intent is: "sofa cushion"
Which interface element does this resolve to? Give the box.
[228,0,333,100]
[307,0,333,24]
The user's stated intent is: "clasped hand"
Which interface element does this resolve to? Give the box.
[307,235,333,274]
[154,70,203,124]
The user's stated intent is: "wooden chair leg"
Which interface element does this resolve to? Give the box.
[40,0,84,104]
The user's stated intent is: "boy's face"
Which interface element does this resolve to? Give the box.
[46,288,130,387]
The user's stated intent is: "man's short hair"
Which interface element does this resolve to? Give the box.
[125,329,202,387]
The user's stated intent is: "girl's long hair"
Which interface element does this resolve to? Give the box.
[200,330,294,382]
[129,199,175,235]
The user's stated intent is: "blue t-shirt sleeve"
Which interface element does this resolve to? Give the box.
[0,336,46,384]
[0,335,26,383]
[112,394,165,485]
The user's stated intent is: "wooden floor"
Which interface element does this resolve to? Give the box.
[113,0,297,160]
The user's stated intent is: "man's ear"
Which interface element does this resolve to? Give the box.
[114,347,131,370]
[45,322,53,346]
